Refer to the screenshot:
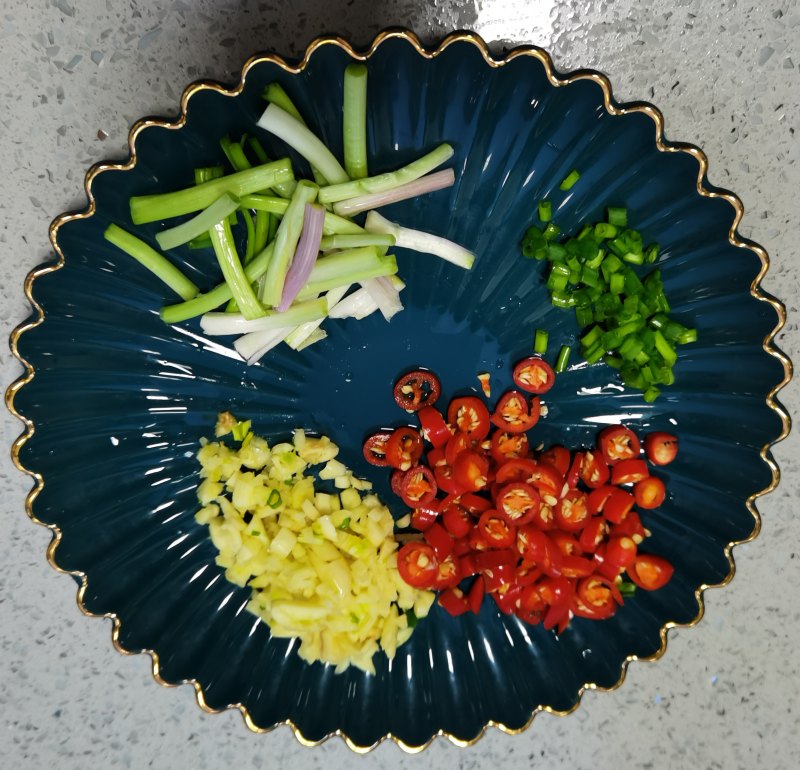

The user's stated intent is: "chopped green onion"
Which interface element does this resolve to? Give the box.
[104,224,198,301]
[555,344,571,373]
[538,200,552,222]
[267,489,282,508]
[644,243,659,264]
[559,169,580,190]
[677,327,697,345]
[534,328,549,355]
[643,386,661,403]
[521,226,548,260]
[543,222,561,241]
[318,143,453,204]
[618,580,637,597]
[342,63,368,180]
[231,419,251,442]
[195,166,224,184]
[154,193,241,251]
[130,160,294,225]
[259,180,319,307]
[607,207,627,227]
[209,216,265,320]
[594,222,618,240]
[220,134,252,172]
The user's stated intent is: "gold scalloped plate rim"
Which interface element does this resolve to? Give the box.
[5,28,792,753]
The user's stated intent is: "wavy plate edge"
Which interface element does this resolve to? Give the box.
[5,28,792,753]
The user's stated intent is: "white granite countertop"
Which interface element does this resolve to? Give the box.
[2,1,797,767]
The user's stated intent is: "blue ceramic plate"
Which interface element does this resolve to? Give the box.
[7,31,790,751]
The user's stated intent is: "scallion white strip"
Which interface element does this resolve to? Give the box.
[295,328,327,351]
[257,103,349,186]
[361,276,403,321]
[200,298,328,336]
[364,210,475,270]
[317,143,453,204]
[235,326,294,365]
[284,284,351,350]
[155,193,241,251]
[332,169,454,217]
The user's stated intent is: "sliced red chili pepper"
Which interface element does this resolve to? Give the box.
[490,391,540,433]
[518,581,547,615]
[644,432,678,466]
[513,356,556,394]
[587,484,616,515]
[494,482,541,525]
[539,444,571,476]
[633,476,666,509]
[459,493,492,515]
[529,502,557,532]
[438,586,470,616]
[526,463,564,505]
[427,446,447,467]
[459,552,478,576]
[573,575,621,620]
[593,544,624,581]
[612,509,646,541]
[605,535,638,569]
[362,431,392,467]
[442,502,472,539]
[399,466,437,507]
[447,396,491,441]
[515,561,543,587]
[468,526,491,552]
[410,505,438,532]
[566,451,583,488]
[452,450,490,492]
[490,430,530,466]
[560,554,595,578]
[483,563,516,594]
[597,425,641,465]
[423,522,453,561]
[453,536,473,556]
[604,488,636,524]
[610,458,650,485]
[492,582,522,615]
[495,458,539,485]
[434,464,467,496]
[579,517,608,553]
[539,576,574,631]
[468,576,485,614]
[396,542,438,588]
[385,426,423,471]
[390,469,404,496]
[393,370,441,413]
[445,431,473,466]
[516,527,562,576]
[555,490,589,532]
[431,553,461,590]
[580,451,610,489]
[628,553,674,590]
[418,406,451,448]
[549,530,582,556]
[474,549,518,572]
[478,509,516,549]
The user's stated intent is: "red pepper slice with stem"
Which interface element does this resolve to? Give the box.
[490,391,541,433]
[418,406,451,448]
[393,370,441,413]
[644,432,679,466]
[385,427,423,471]
[396,542,438,588]
[447,396,491,441]
[513,356,556,394]
[399,466,437,507]
[362,431,392,467]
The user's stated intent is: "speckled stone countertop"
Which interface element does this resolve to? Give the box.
[2,1,797,767]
